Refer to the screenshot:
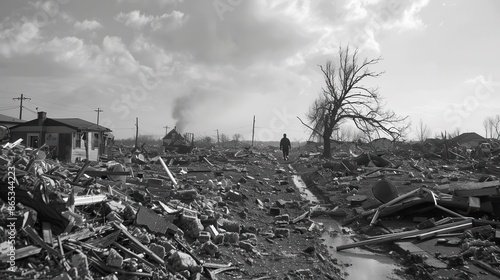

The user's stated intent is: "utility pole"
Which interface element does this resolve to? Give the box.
[95,108,103,125]
[12,94,31,120]
[163,126,169,135]
[135,117,139,148]
[215,129,220,144]
[251,115,255,148]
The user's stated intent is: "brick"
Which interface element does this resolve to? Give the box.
[206,225,219,239]
[223,232,239,244]
[238,177,247,184]
[269,207,281,216]
[240,233,257,241]
[276,199,287,208]
[201,241,219,256]
[239,241,255,252]
[275,214,290,223]
[220,219,240,233]
[227,190,243,202]
[149,243,166,259]
[198,231,210,243]
[275,228,290,238]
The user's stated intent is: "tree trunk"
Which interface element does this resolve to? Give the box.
[322,128,332,158]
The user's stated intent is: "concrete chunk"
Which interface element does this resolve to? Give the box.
[106,248,123,268]
[71,251,91,279]
[167,251,202,273]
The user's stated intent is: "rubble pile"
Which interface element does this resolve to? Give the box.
[0,141,340,280]
[295,140,500,280]
[5,135,500,279]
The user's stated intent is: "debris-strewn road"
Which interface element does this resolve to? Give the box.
[0,142,342,280]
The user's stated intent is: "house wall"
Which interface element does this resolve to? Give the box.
[70,132,99,162]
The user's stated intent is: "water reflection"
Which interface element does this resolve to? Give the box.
[319,217,403,280]
[291,175,403,280]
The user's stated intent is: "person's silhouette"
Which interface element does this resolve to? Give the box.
[280,133,291,161]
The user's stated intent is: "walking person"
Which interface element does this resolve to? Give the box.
[280,133,291,161]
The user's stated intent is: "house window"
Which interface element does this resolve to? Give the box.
[27,133,39,148]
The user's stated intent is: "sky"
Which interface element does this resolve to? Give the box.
[0,0,499,142]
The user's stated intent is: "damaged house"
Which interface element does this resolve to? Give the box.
[162,127,193,153]
[9,111,113,162]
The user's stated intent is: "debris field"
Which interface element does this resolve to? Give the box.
[3,136,500,280]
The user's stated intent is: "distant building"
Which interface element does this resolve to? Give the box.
[9,111,113,162]
[162,127,193,153]
[451,132,486,148]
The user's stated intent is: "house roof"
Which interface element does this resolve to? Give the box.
[0,113,25,124]
[10,117,111,132]
[451,132,485,145]
[53,118,111,132]
[162,128,185,140]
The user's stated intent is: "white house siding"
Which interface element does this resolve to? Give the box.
[71,132,99,162]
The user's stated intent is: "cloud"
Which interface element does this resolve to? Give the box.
[74,19,103,31]
[465,75,488,84]
[0,20,41,57]
[116,10,153,29]
[116,9,186,31]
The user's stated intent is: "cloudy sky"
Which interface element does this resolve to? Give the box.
[0,0,499,142]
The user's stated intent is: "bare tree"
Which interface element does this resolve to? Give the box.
[220,133,230,143]
[483,118,490,138]
[416,119,430,142]
[488,115,500,139]
[449,127,461,139]
[298,46,408,158]
[232,133,242,142]
[199,136,213,147]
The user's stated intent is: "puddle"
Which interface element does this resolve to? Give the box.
[291,175,319,203]
[318,218,403,280]
[292,175,403,280]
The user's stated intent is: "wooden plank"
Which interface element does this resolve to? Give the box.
[473,260,500,277]
[0,246,41,262]
[435,181,500,197]
[394,242,447,268]
[336,219,472,251]
[42,222,53,244]
[84,170,131,176]
[23,226,62,257]
[73,160,90,183]
[112,222,165,265]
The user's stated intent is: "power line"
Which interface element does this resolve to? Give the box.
[22,106,37,114]
[29,100,93,113]
[0,106,18,112]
